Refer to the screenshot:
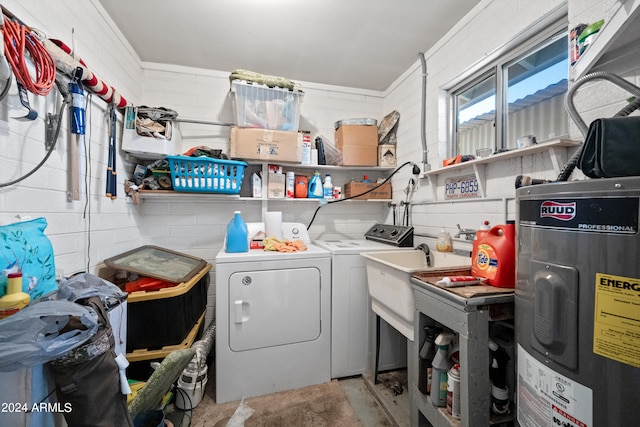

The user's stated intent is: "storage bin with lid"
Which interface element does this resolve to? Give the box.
[230,80,303,131]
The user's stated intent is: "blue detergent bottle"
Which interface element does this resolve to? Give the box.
[307,170,323,198]
[226,211,249,253]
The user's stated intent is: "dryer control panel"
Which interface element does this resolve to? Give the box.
[364,223,414,247]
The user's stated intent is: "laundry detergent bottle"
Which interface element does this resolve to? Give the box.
[308,170,323,198]
[226,211,249,253]
[436,228,452,252]
[471,220,515,287]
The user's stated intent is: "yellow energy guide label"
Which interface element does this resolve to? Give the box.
[593,272,640,368]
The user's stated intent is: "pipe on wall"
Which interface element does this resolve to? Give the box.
[419,52,431,172]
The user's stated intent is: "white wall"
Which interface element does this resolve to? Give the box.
[2,0,639,277]
[384,0,640,251]
[135,64,390,262]
[0,0,144,278]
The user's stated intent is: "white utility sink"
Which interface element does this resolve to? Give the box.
[361,249,471,341]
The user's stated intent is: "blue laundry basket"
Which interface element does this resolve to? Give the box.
[166,155,247,194]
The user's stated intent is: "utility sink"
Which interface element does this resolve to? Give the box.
[361,249,471,341]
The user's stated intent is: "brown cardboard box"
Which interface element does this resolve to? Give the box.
[344,182,392,200]
[378,144,397,167]
[268,171,285,198]
[335,125,378,166]
[230,127,302,162]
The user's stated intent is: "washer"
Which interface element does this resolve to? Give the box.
[315,239,407,379]
[215,223,330,403]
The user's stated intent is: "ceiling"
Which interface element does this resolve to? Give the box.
[97,0,481,91]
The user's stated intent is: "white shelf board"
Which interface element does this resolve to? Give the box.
[423,138,581,177]
[570,0,640,81]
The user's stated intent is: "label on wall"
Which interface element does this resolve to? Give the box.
[593,272,640,368]
[444,174,479,200]
[517,345,592,427]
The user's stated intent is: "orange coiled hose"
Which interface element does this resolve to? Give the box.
[2,18,55,96]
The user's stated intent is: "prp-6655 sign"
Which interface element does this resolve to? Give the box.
[444,174,479,200]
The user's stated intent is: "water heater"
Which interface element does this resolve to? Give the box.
[515,177,640,426]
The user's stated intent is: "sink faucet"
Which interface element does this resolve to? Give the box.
[455,224,477,240]
[415,243,432,267]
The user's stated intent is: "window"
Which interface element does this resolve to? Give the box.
[451,21,568,157]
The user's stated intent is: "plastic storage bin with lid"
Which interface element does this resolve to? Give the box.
[230,80,304,131]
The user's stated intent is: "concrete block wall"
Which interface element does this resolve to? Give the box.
[1,0,638,303]
[0,0,144,277]
[137,67,389,326]
[382,0,640,252]
[136,64,389,253]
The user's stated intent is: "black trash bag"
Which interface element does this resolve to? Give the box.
[48,296,133,427]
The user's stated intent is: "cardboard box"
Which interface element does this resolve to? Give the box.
[344,182,392,200]
[268,171,285,198]
[378,144,397,167]
[229,127,302,162]
[335,125,378,166]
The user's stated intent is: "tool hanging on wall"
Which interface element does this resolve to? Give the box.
[106,105,118,199]
[67,67,85,201]
[0,5,128,109]
[1,11,56,120]
[1,13,56,96]
[0,14,12,101]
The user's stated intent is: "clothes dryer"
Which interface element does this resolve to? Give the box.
[215,223,330,403]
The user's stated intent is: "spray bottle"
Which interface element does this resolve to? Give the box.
[418,326,441,395]
[430,332,454,407]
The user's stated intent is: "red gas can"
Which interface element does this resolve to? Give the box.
[471,221,515,288]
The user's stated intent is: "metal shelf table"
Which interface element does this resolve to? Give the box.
[410,275,514,427]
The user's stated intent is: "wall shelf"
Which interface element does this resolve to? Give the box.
[136,191,392,203]
[134,162,396,205]
[423,138,581,200]
[570,0,640,81]
[247,162,396,173]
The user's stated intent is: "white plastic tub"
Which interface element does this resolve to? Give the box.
[362,250,471,341]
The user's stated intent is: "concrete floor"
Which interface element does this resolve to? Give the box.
[166,370,409,426]
[340,370,410,427]
[359,370,410,427]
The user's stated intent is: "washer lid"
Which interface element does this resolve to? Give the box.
[314,239,398,254]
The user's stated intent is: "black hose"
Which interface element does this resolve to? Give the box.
[516,72,640,188]
[0,76,70,188]
[306,161,420,229]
